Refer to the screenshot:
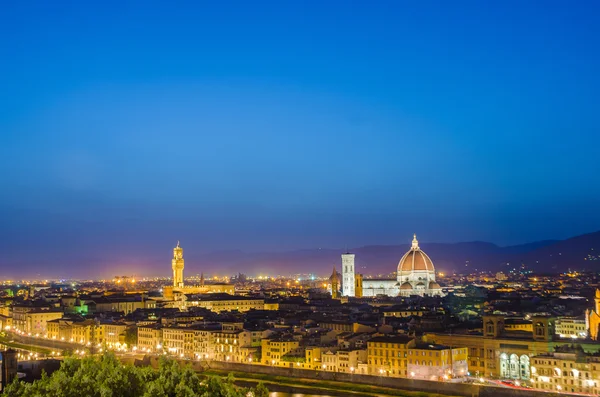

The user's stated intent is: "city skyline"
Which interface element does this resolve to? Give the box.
[1,1,600,277]
[2,3,600,395]
[0,229,597,280]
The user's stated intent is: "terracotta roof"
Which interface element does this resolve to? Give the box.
[428,281,441,289]
[397,236,435,273]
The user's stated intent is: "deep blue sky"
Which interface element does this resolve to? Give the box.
[1,1,599,278]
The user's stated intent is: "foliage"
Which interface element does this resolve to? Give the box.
[3,353,268,397]
[124,325,138,347]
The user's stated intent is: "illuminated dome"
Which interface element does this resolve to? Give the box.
[400,282,413,290]
[429,281,441,289]
[397,234,435,273]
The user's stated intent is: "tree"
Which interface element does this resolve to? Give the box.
[253,382,269,397]
[3,353,267,397]
[124,325,138,347]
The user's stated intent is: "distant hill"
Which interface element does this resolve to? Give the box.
[513,231,600,273]
[195,231,600,276]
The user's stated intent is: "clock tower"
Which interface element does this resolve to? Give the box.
[172,241,184,288]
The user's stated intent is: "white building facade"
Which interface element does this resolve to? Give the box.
[355,235,444,298]
[341,253,355,297]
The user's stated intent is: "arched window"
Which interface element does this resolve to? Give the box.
[509,354,519,379]
[520,355,530,380]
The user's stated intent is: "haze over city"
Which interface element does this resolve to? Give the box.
[1,1,599,279]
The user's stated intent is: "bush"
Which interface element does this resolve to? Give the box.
[3,352,268,397]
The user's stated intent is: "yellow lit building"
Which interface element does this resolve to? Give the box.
[304,347,322,370]
[354,273,363,298]
[367,335,413,377]
[382,309,426,318]
[407,342,468,381]
[263,302,279,310]
[47,318,74,342]
[192,327,216,359]
[172,241,184,288]
[162,326,189,357]
[94,297,154,315]
[261,337,300,366]
[102,322,128,346]
[185,294,264,313]
[0,314,12,330]
[503,318,533,332]
[321,349,367,373]
[137,323,163,352]
[71,320,103,346]
[329,266,340,299]
[12,306,63,335]
[425,314,600,381]
[163,242,234,299]
[211,329,254,362]
[587,289,600,340]
[555,317,587,339]
[531,346,600,394]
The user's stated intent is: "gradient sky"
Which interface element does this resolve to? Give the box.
[1,1,599,278]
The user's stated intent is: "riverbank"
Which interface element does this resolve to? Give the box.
[202,369,460,397]
[0,334,55,355]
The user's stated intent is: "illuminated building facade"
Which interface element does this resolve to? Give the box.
[555,317,587,339]
[407,343,468,381]
[261,337,300,365]
[531,346,600,394]
[12,306,63,334]
[341,253,355,297]
[586,289,600,340]
[184,294,264,313]
[357,235,443,297]
[137,324,163,352]
[321,349,367,373]
[103,323,128,346]
[163,241,234,300]
[367,336,468,379]
[354,273,363,298]
[426,315,600,381]
[329,265,340,299]
[367,335,412,377]
[172,241,184,288]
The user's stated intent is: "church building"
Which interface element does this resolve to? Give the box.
[343,235,443,298]
[586,289,600,340]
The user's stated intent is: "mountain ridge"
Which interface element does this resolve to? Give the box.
[193,231,600,276]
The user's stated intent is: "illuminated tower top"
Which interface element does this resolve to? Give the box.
[411,233,419,250]
[172,241,184,288]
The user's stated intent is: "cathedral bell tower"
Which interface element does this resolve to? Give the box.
[172,241,184,288]
[342,253,355,297]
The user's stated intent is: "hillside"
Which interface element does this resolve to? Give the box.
[192,231,600,276]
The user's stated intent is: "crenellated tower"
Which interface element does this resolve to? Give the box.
[172,241,184,288]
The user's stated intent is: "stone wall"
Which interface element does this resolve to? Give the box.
[206,361,565,397]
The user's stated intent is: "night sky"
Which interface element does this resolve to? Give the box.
[1,1,599,279]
